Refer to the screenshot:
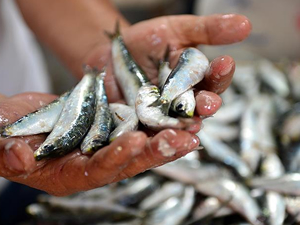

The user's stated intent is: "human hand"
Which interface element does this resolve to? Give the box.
[0,14,251,196]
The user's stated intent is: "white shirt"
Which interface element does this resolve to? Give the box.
[0,0,51,96]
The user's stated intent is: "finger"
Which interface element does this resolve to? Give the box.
[195,90,222,117]
[167,14,252,46]
[114,129,200,181]
[196,55,235,94]
[0,93,57,125]
[0,138,35,177]
[84,132,147,189]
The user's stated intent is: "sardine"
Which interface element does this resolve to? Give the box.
[158,58,196,118]
[150,47,208,114]
[198,131,252,179]
[195,178,263,225]
[135,85,193,130]
[249,173,300,195]
[108,103,139,142]
[34,70,96,160]
[108,22,150,106]
[81,68,114,154]
[0,91,70,137]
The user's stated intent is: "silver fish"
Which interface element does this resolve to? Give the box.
[0,91,70,137]
[257,58,290,98]
[249,173,300,195]
[81,69,114,154]
[139,182,185,211]
[192,197,234,221]
[108,103,139,142]
[198,131,252,179]
[109,22,150,106]
[34,70,96,160]
[151,47,208,114]
[135,85,192,130]
[145,186,195,225]
[158,59,196,118]
[195,178,263,225]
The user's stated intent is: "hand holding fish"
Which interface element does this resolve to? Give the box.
[0,14,251,196]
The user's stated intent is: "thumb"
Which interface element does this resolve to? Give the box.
[0,138,35,177]
[167,14,252,46]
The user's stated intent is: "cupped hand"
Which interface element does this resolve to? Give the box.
[0,14,251,196]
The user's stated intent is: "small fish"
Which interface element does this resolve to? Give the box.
[150,47,209,114]
[0,91,70,137]
[108,22,150,106]
[139,182,185,210]
[198,131,252,179]
[81,68,114,154]
[195,178,263,225]
[249,173,300,196]
[135,85,193,130]
[34,68,96,160]
[158,55,196,118]
[108,103,139,142]
[192,197,234,221]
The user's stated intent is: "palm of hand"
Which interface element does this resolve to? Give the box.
[0,14,251,196]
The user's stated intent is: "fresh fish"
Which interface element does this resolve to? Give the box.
[257,58,290,98]
[192,197,234,221]
[81,68,114,154]
[201,120,239,142]
[198,131,252,179]
[261,154,286,225]
[240,98,262,172]
[108,103,139,142]
[249,173,300,195]
[145,186,195,225]
[139,182,185,210]
[150,47,208,114]
[195,178,263,225]
[135,85,193,130]
[0,91,70,137]
[158,58,196,118]
[108,22,150,106]
[34,70,96,160]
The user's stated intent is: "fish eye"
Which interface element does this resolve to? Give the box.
[176,103,184,112]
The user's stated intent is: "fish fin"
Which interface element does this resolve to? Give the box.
[82,64,94,74]
[104,20,121,40]
[93,66,107,79]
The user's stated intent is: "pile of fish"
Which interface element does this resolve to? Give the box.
[27,58,300,225]
[0,24,208,160]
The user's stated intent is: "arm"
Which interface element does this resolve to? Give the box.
[16,0,129,78]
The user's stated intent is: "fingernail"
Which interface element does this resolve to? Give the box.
[188,136,200,150]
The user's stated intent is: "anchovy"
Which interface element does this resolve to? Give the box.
[81,68,114,154]
[158,58,196,118]
[108,103,139,142]
[34,70,96,160]
[150,47,209,114]
[108,22,150,106]
[136,85,193,130]
[0,91,70,137]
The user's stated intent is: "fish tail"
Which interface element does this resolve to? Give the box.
[93,66,107,79]
[104,20,121,40]
[0,127,8,138]
[148,98,170,115]
[163,44,170,62]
